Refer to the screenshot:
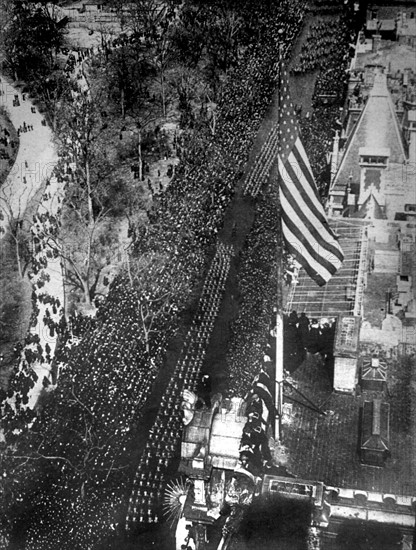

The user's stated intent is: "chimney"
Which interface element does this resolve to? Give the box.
[330,131,340,184]
[372,34,382,52]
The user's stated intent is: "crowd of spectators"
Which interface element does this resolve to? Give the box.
[124,1,308,530]
[226,192,279,398]
[149,1,305,261]
[122,3,355,541]
[0,7,302,532]
[1,201,66,419]
[1,0,343,546]
[226,6,355,403]
[293,13,354,195]
[126,243,233,527]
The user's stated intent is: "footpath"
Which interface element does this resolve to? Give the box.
[0,76,65,410]
[0,77,56,226]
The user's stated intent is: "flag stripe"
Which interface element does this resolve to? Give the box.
[281,208,342,276]
[279,178,344,263]
[277,65,344,286]
[292,141,323,204]
[253,370,274,415]
[281,220,334,286]
[281,147,333,235]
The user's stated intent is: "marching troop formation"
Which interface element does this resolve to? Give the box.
[126,243,234,527]
[291,19,352,75]
[0,0,361,546]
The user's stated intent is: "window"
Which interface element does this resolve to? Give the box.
[360,156,388,166]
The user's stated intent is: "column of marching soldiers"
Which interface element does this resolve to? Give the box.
[125,242,234,528]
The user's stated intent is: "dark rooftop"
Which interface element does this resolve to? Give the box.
[282,347,416,496]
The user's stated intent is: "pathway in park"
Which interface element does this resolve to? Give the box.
[0,77,56,226]
[0,76,65,409]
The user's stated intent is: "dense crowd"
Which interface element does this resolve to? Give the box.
[226,192,279,398]
[227,6,355,398]
[291,20,350,74]
[0,0,360,546]
[294,13,354,195]
[123,1,308,532]
[1,190,66,418]
[126,243,233,528]
[1,4,302,539]
[149,0,305,261]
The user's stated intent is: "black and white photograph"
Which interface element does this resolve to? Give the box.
[0,0,415,548]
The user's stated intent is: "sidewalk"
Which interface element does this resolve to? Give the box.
[0,76,57,226]
[0,76,65,410]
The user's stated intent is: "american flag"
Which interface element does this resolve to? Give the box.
[248,369,274,415]
[278,68,344,286]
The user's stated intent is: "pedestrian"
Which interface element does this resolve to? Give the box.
[298,312,310,349]
[307,319,321,354]
[284,315,305,372]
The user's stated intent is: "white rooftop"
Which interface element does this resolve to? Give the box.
[359,147,391,157]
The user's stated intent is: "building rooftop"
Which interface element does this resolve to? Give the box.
[286,35,416,505]
[367,19,396,32]
[336,73,406,181]
[354,42,416,73]
[329,68,412,220]
[283,348,416,496]
[354,192,386,219]
[397,18,416,38]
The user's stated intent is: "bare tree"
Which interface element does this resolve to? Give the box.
[2,384,129,502]
[32,72,71,131]
[41,205,118,308]
[55,87,105,226]
[0,179,37,279]
[125,249,193,356]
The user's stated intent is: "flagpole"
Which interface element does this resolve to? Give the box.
[274,43,285,443]
[272,37,345,442]
[274,271,284,442]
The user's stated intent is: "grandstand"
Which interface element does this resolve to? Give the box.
[285,219,370,320]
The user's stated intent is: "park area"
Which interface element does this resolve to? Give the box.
[0,0,358,548]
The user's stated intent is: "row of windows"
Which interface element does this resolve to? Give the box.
[359,156,388,165]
